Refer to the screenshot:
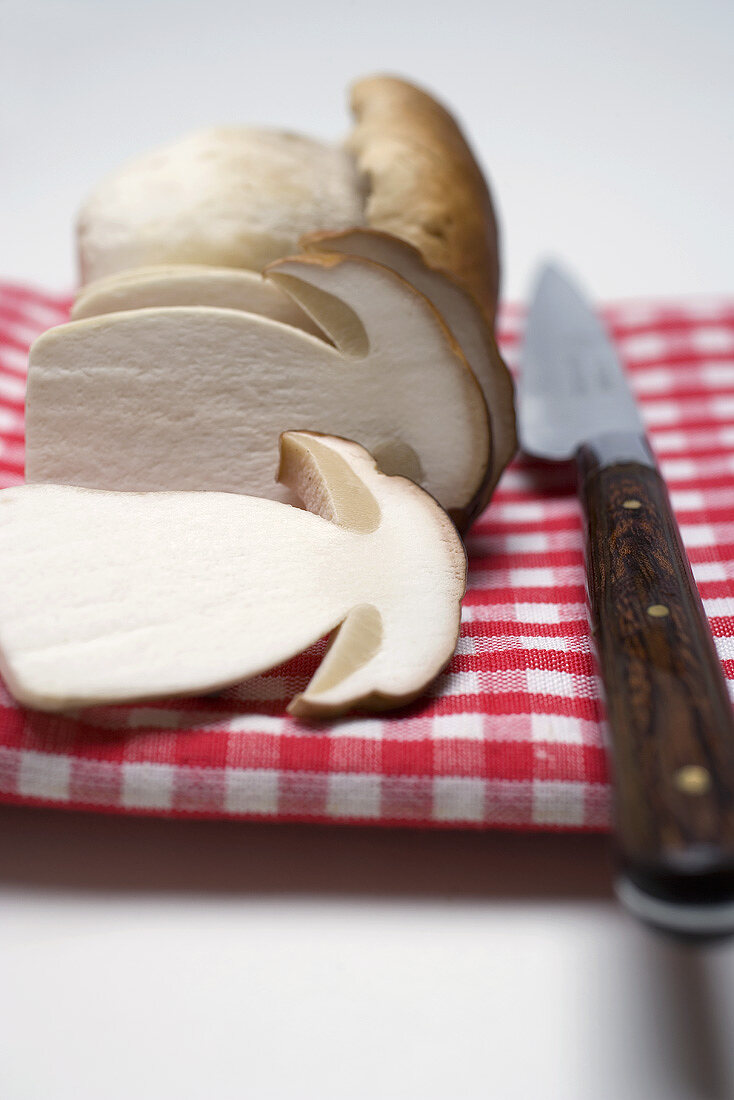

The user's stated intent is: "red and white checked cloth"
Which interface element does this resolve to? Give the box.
[1,282,733,830]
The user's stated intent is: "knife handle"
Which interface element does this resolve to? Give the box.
[577,447,734,938]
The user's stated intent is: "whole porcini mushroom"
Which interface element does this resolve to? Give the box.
[0,434,466,716]
[75,76,503,329]
[26,252,491,528]
[67,74,515,528]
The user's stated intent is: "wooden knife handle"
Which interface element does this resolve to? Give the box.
[577,447,734,935]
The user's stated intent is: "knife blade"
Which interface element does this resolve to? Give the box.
[519,263,734,939]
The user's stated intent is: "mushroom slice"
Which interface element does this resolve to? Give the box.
[71,264,322,335]
[26,253,490,522]
[302,227,517,512]
[0,433,466,715]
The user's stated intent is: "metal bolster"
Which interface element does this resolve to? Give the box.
[616,876,734,939]
[576,431,657,477]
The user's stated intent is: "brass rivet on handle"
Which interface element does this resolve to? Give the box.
[647,604,670,618]
[623,499,642,510]
[674,765,711,796]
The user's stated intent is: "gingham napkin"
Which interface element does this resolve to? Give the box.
[1,282,733,829]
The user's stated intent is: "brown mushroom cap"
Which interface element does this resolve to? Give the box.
[349,74,500,327]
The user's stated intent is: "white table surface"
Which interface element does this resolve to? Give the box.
[2,2,734,1097]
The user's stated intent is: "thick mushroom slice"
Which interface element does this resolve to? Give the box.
[71,264,322,335]
[26,253,490,524]
[77,127,365,284]
[0,433,466,716]
[302,227,516,512]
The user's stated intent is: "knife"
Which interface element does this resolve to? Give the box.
[518,264,734,939]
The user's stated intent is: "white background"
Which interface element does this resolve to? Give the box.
[2,1,734,1098]
[2,0,732,301]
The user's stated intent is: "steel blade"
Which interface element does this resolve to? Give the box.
[518,264,644,461]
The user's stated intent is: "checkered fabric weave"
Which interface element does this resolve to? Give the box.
[1,282,733,829]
